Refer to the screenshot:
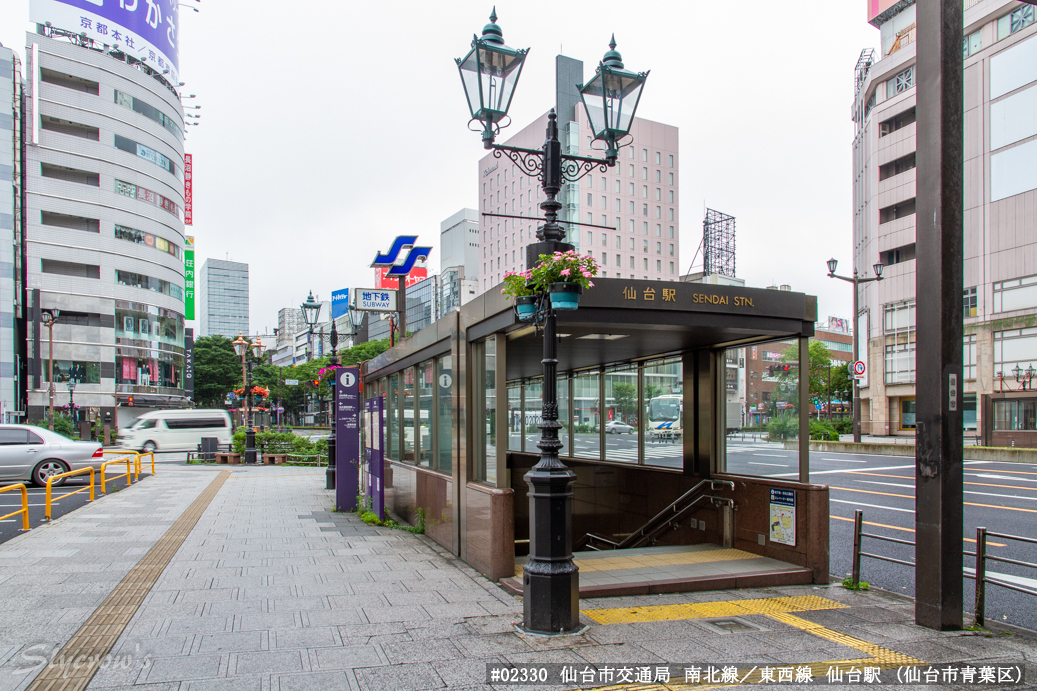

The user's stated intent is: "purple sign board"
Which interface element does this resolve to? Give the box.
[364,396,385,521]
[334,367,361,512]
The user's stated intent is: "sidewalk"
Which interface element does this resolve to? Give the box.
[0,465,1032,691]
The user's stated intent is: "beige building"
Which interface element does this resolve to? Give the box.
[851,0,1037,444]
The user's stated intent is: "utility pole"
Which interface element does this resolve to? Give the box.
[397,275,407,341]
[915,0,964,631]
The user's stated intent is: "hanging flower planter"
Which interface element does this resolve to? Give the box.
[515,295,538,321]
[548,283,583,311]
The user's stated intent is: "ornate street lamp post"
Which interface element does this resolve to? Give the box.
[40,309,60,431]
[456,11,647,635]
[827,258,883,443]
[232,334,265,464]
[326,319,339,490]
[301,291,322,424]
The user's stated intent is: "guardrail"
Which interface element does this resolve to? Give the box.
[850,510,1037,627]
[100,455,133,494]
[139,451,154,476]
[45,467,95,521]
[0,484,30,530]
[972,527,1037,627]
[103,449,154,479]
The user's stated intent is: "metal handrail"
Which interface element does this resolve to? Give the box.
[849,510,1037,627]
[0,484,30,531]
[100,456,133,494]
[579,478,735,551]
[139,451,154,476]
[45,467,95,520]
[974,526,1037,627]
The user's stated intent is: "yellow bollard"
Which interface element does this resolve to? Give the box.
[0,484,30,530]
[45,467,95,520]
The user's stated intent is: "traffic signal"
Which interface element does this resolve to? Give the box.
[766,363,797,376]
[313,379,320,387]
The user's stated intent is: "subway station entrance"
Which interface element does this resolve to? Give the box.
[362,278,829,595]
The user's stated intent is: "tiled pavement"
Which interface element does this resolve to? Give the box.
[0,465,1034,691]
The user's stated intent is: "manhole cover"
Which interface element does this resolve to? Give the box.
[710,619,755,633]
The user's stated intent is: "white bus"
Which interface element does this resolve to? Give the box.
[647,394,682,441]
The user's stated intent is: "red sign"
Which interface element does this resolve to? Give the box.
[375,266,427,289]
[184,153,193,225]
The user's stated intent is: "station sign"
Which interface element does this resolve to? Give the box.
[354,288,397,312]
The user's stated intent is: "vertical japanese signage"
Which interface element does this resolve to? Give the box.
[335,367,361,513]
[364,396,385,522]
[184,236,195,320]
[184,153,193,225]
[184,327,194,399]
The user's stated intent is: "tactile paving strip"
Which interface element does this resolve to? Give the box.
[26,471,230,691]
[582,595,849,625]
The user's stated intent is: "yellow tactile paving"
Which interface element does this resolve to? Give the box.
[26,471,230,691]
[582,595,849,625]
[573,596,925,691]
[516,548,764,577]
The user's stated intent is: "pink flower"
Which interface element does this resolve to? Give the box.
[588,281,595,287]
[582,270,592,278]
[561,268,571,276]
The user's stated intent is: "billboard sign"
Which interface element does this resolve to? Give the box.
[331,289,349,319]
[31,0,180,84]
[184,153,193,225]
[375,266,427,289]
[184,236,195,320]
[335,367,361,512]
[354,289,397,312]
[184,327,194,399]
[867,0,901,23]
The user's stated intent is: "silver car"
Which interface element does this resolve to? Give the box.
[0,425,104,487]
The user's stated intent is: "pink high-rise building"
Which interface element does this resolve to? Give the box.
[477,55,680,293]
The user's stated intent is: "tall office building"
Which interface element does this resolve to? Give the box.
[439,208,479,313]
[367,275,439,342]
[851,0,1037,444]
[24,26,189,423]
[1,46,25,422]
[478,55,680,293]
[276,307,305,348]
[197,258,249,338]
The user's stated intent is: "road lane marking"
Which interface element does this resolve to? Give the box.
[965,501,1037,514]
[830,499,913,513]
[749,462,788,467]
[850,471,1037,493]
[970,473,1037,483]
[832,486,913,500]
[821,458,868,463]
[859,480,915,489]
[772,464,916,478]
[965,490,1037,502]
[829,515,1007,546]
[964,467,1037,477]
[753,453,787,457]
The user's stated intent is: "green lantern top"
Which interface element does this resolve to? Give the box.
[578,36,649,165]
[455,8,530,147]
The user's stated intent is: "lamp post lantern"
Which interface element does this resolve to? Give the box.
[40,309,60,430]
[232,333,264,464]
[456,11,647,635]
[826,258,883,443]
[301,292,322,424]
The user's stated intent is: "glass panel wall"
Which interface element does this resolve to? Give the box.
[402,367,416,462]
[436,355,453,474]
[558,374,570,457]
[417,362,433,467]
[387,373,399,461]
[643,358,683,468]
[727,340,799,478]
[523,379,542,453]
[604,364,638,463]
[473,339,497,484]
[507,383,521,451]
[572,371,600,460]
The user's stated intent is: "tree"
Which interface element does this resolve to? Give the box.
[193,335,241,407]
[611,382,637,424]
[779,340,833,400]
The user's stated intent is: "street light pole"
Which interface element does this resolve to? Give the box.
[301,291,322,426]
[827,259,883,443]
[455,12,648,635]
[41,309,60,431]
[326,320,339,490]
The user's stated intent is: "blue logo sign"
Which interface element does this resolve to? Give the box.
[331,289,349,319]
[371,235,432,278]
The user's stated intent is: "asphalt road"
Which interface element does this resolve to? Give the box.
[725,438,1037,632]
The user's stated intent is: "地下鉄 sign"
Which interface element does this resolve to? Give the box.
[354,289,397,312]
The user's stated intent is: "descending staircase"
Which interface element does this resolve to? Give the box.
[574,479,735,552]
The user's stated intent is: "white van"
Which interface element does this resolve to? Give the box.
[118,409,233,452]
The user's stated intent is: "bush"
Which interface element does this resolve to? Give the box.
[766,417,840,442]
[832,418,853,434]
[35,414,78,439]
[232,429,328,459]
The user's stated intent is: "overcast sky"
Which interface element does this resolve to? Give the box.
[1,1,880,334]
